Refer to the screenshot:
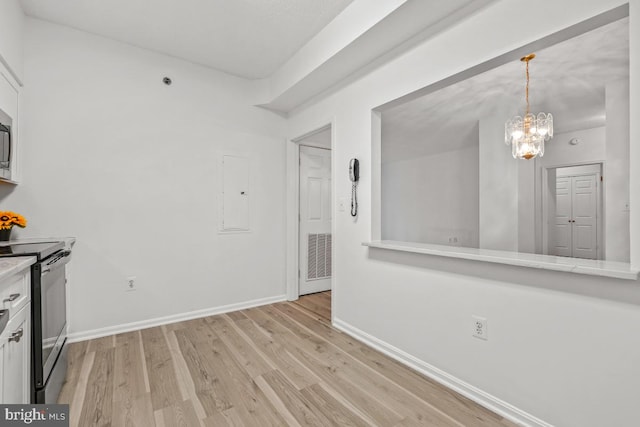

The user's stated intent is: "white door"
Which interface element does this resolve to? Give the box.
[553,177,572,257]
[551,171,599,259]
[299,145,331,295]
[571,174,598,259]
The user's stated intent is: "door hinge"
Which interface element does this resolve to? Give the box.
[298,269,300,278]
[600,175,603,181]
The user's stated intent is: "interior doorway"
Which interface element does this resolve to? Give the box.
[299,145,332,295]
[545,163,603,259]
[297,126,332,295]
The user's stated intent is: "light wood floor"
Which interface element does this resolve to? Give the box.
[59,291,516,426]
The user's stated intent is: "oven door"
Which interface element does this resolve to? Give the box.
[32,250,70,388]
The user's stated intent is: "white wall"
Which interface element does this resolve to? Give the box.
[287,0,640,425]
[517,160,536,253]
[382,145,479,247]
[479,112,518,251]
[539,127,606,166]
[0,19,287,336]
[533,126,606,254]
[0,0,24,82]
[605,79,631,262]
[531,123,630,261]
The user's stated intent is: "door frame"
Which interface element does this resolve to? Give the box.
[286,119,336,305]
[541,161,605,259]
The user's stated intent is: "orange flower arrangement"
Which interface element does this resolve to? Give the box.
[0,211,27,230]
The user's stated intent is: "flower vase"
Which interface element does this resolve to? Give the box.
[0,228,12,241]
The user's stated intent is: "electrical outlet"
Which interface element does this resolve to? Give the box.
[472,316,488,340]
[125,276,137,292]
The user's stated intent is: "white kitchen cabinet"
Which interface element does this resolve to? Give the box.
[0,62,21,184]
[0,304,29,403]
[0,261,32,404]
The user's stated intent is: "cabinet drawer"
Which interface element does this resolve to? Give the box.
[0,303,30,404]
[0,270,29,314]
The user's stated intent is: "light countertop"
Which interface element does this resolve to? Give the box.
[364,240,640,281]
[0,256,37,282]
[0,237,76,249]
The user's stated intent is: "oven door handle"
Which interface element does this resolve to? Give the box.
[41,250,72,275]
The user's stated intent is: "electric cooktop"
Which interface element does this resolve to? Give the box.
[0,241,64,260]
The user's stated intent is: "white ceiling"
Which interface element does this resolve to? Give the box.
[382,17,629,163]
[19,0,355,79]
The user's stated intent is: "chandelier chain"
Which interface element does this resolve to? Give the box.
[525,59,530,115]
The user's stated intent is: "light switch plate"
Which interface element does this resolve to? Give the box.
[338,197,347,212]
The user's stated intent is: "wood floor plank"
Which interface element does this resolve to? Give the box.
[202,411,232,427]
[274,302,360,351]
[244,306,403,426]
[78,348,115,427]
[112,393,155,427]
[155,400,202,427]
[69,350,95,427]
[162,326,208,420]
[58,340,89,404]
[300,383,371,427]
[259,369,334,427]
[173,326,233,416]
[253,374,303,427]
[257,304,463,427]
[141,327,184,411]
[281,301,511,426]
[64,292,517,427]
[225,310,249,322]
[228,316,320,390]
[292,292,331,322]
[176,326,288,426]
[205,314,275,379]
[86,335,115,353]
[114,331,148,401]
[349,344,511,426]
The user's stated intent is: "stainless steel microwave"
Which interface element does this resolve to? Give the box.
[0,106,13,180]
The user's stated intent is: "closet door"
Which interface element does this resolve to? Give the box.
[571,174,598,259]
[552,173,598,259]
[552,177,573,257]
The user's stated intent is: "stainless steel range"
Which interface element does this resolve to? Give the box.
[0,241,71,403]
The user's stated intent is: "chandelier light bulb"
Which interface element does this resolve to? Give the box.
[504,54,553,160]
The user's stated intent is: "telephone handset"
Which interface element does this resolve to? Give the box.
[349,158,359,182]
[349,158,359,217]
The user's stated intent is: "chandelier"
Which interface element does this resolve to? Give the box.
[504,54,553,160]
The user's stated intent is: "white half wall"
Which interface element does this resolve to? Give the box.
[0,18,288,335]
[287,0,640,425]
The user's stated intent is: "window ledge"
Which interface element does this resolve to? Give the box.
[363,240,640,281]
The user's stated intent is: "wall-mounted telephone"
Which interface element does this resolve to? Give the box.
[349,158,359,217]
[0,122,12,170]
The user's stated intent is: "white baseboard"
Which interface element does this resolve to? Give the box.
[332,318,552,427]
[67,295,287,343]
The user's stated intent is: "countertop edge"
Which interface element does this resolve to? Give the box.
[363,241,640,281]
[0,256,37,283]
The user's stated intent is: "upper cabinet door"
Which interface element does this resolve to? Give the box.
[0,69,19,183]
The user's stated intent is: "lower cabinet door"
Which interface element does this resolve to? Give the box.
[0,305,30,403]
